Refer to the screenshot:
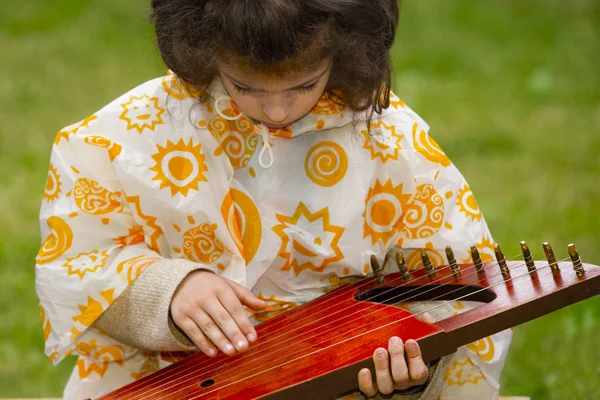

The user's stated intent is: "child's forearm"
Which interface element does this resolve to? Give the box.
[94,258,216,351]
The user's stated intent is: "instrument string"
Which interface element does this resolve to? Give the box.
[188,258,568,400]
[131,253,543,400]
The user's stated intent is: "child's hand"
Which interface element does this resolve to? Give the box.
[170,270,267,357]
[357,312,434,397]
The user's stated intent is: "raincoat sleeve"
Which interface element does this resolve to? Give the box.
[386,115,513,393]
[36,129,165,365]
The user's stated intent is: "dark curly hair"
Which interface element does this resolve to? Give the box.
[151,0,400,119]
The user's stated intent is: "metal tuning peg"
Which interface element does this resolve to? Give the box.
[370,255,385,285]
[568,243,584,276]
[420,249,435,277]
[445,246,460,277]
[470,246,484,273]
[520,241,536,272]
[494,243,510,278]
[395,251,410,281]
[543,242,560,274]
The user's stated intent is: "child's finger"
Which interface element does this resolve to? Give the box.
[204,299,248,353]
[373,348,394,395]
[404,340,429,385]
[388,336,409,389]
[218,288,258,344]
[177,317,218,357]
[421,312,435,324]
[193,306,236,356]
[357,368,378,398]
[226,279,268,311]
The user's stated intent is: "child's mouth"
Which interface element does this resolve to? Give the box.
[263,122,289,129]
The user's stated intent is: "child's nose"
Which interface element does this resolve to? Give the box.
[262,101,290,123]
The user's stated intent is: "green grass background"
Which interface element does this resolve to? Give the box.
[0,0,598,398]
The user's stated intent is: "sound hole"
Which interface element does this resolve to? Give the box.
[354,284,496,304]
[201,378,215,388]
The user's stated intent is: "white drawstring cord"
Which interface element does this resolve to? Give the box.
[258,124,274,169]
[214,95,274,168]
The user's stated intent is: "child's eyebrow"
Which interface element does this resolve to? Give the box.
[221,68,329,92]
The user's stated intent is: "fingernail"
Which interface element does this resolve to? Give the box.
[224,344,234,353]
[247,333,256,342]
[236,340,247,350]
[390,336,401,345]
[377,350,387,360]
[207,348,216,357]
[406,340,418,352]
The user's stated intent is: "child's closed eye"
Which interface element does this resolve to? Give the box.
[232,84,255,95]
[232,82,318,95]
[296,82,318,94]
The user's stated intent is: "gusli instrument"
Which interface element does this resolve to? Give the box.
[99,241,600,399]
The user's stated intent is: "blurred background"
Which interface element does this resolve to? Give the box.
[0,0,598,398]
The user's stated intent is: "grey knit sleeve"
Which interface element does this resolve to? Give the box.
[94,258,218,351]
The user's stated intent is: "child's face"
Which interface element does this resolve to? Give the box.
[217,59,332,129]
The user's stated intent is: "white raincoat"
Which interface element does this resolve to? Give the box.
[36,73,512,399]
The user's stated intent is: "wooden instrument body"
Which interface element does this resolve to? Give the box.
[100,259,600,400]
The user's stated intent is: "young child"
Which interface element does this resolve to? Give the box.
[36,0,513,398]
